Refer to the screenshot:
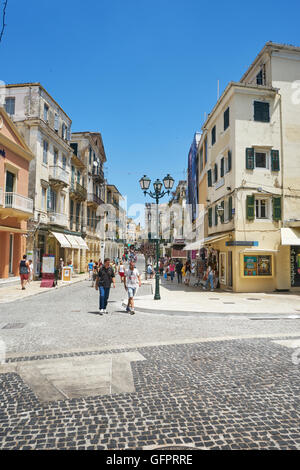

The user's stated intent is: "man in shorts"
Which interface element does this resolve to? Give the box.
[124,260,141,315]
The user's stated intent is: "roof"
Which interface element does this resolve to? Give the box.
[3,82,72,122]
[241,41,300,83]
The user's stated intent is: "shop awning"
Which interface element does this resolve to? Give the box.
[281,228,300,246]
[51,231,71,248]
[184,233,230,251]
[64,234,80,249]
[74,236,89,250]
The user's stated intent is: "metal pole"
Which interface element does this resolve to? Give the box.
[154,194,160,300]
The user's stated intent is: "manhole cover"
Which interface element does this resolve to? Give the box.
[2,323,25,329]
[247,298,261,301]
[209,298,220,300]
[223,302,235,304]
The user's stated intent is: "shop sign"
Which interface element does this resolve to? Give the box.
[62,266,71,282]
[243,255,272,277]
[42,255,55,274]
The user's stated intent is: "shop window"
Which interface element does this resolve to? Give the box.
[243,255,272,277]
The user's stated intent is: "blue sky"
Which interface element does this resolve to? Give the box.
[1,0,300,220]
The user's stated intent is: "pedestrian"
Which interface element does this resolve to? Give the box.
[19,254,30,290]
[119,261,125,283]
[95,258,116,315]
[202,265,215,292]
[28,260,34,284]
[169,260,175,282]
[87,259,94,281]
[124,259,141,315]
[184,260,191,286]
[147,263,154,279]
[159,259,164,276]
[176,259,183,284]
[92,262,99,288]
[59,258,64,279]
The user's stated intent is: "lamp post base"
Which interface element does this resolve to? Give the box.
[154,272,161,300]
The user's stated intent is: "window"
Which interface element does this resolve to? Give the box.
[211,126,216,146]
[62,155,67,170]
[77,170,80,184]
[255,152,267,168]
[70,143,78,156]
[5,171,15,192]
[199,146,203,173]
[204,137,207,164]
[47,188,57,212]
[256,66,266,86]
[89,147,92,165]
[256,199,268,219]
[42,187,46,211]
[54,149,58,166]
[43,140,48,164]
[254,101,270,122]
[214,163,218,183]
[5,97,15,115]
[54,113,59,131]
[220,157,225,177]
[207,169,212,187]
[224,107,229,131]
[62,123,66,139]
[44,104,49,122]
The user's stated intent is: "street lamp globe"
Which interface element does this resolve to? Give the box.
[153,179,163,193]
[139,175,151,191]
[163,174,174,191]
[217,204,224,219]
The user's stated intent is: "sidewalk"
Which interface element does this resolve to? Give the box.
[127,278,300,316]
[0,273,89,304]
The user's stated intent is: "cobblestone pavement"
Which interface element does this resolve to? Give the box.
[0,337,300,450]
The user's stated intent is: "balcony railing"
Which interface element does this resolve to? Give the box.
[87,193,104,205]
[48,212,68,227]
[49,165,70,186]
[4,192,33,214]
[70,181,87,199]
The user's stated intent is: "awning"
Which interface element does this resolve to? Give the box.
[281,228,300,246]
[74,236,89,250]
[51,231,71,248]
[64,234,80,249]
[184,233,230,251]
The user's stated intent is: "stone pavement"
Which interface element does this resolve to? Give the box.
[0,273,89,304]
[1,336,300,450]
[129,278,300,316]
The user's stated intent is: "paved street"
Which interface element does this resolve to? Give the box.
[0,258,300,449]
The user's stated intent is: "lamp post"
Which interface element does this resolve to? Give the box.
[139,174,175,300]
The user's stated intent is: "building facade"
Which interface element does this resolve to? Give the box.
[105,184,125,260]
[0,83,90,276]
[187,42,300,292]
[0,107,34,279]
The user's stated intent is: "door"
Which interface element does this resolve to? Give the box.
[9,234,14,275]
[228,251,233,287]
[5,171,15,192]
[291,246,300,287]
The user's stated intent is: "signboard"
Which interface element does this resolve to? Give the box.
[243,255,272,277]
[42,255,55,274]
[62,267,71,282]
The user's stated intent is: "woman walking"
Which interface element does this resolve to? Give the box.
[19,255,30,290]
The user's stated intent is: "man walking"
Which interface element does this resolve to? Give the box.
[124,259,141,315]
[175,259,183,284]
[95,258,116,315]
[19,254,30,290]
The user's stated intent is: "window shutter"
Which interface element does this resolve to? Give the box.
[246,148,255,170]
[228,196,232,220]
[246,195,255,220]
[214,163,218,182]
[208,208,212,227]
[254,101,270,122]
[67,127,70,141]
[271,150,280,171]
[228,150,232,172]
[215,205,218,225]
[207,169,212,187]
[273,197,281,221]
[221,200,225,223]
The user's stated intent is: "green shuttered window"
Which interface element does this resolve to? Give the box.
[273,197,281,221]
[246,195,255,220]
[271,150,280,171]
[246,148,255,169]
[207,169,212,187]
[228,196,232,221]
[208,208,212,227]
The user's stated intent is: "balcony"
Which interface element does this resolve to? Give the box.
[49,165,69,187]
[70,181,87,200]
[0,192,33,217]
[48,211,68,227]
[90,167,105,182]
[87,193,105,206]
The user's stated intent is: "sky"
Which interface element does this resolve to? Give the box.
[1,0,300,223]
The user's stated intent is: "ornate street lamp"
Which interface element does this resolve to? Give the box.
[139,174,175,300]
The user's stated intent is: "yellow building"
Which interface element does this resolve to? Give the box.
[186,42,300,292]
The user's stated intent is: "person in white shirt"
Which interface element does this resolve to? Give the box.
[124,260,141,315]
